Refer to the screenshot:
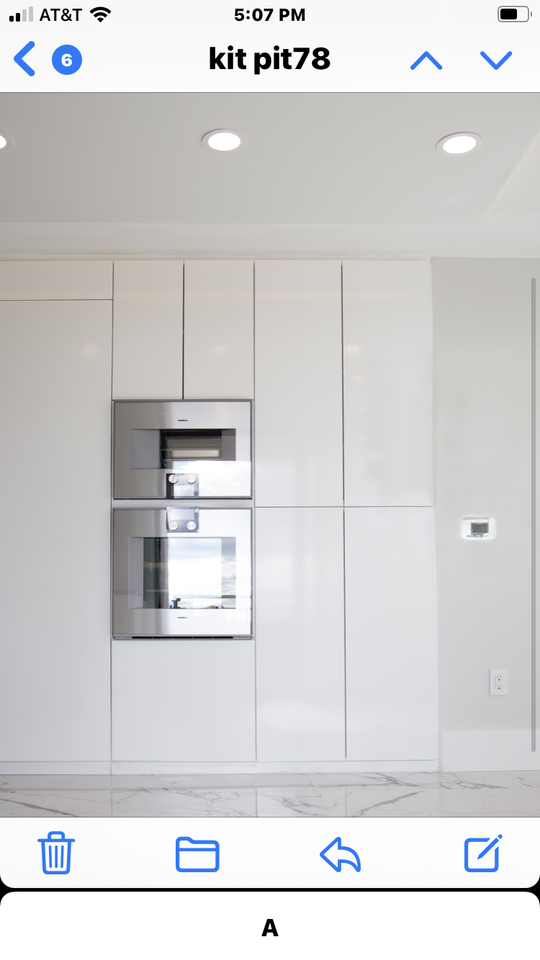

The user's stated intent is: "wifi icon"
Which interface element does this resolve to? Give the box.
[90,5,111,21]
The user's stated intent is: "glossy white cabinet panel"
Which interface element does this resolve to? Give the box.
[0,300,112,761]
[184,260,254,399]
[112,641,256,761]
[0,260,112,300]
[255,260,343,506]
[343,260,433,506]
[345,507,437,761]
[113,260,183,399]
[255,508,346,761]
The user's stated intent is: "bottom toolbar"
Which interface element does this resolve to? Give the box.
[1,818,537,889]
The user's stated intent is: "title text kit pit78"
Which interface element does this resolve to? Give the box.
[210,45,330,73]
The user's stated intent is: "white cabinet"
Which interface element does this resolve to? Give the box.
[0,260,112,301]
[112,641,256,761]
[255,507,345,760]
[345,507,437,761]
[113,260,183,399]
[254,260,343,506]
[343,260,433,506]
[184,260,254,399]
[0,300,112,761]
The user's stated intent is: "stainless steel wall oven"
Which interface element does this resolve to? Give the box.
[114,400,251,499]
[112,400,253,639]
[113,507,252,638]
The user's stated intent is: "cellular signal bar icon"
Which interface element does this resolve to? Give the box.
[9,5,33,20]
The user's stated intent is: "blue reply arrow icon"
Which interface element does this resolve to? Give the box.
[14,41,35,76]
[320,837,361,873]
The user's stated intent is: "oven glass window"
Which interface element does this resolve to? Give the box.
[139,537,236,610]
[130,428,236,468]
[161,429,235,466]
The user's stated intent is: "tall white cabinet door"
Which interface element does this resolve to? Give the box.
[112,641,256,761]
[255,508,345,760]
[345,507,437,761]
[343,260,433,506]
[184,260,254,399]
[113,260,183,399]
[255,260,343,506]
[0,300,112,762]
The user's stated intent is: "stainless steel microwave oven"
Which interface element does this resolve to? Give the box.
[113,400,251,500]
[113,507,252,638]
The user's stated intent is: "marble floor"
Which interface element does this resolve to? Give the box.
[0,771,539,817]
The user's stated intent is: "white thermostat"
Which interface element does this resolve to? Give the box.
[461,516,496,540]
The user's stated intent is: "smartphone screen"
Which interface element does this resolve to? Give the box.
[0,1,538,955]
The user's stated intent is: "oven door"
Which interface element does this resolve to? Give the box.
[114,400,251,499]
[113,508,252,637]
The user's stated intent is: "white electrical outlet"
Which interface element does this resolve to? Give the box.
[490,669,508,696]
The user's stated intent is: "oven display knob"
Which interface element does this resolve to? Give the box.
[186,520,197,531]
[169,520,179,531]
[186,474,197,484]
[168,474,179,484]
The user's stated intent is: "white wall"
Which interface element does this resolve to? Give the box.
[0,260,111,301]
[432,258,539,769]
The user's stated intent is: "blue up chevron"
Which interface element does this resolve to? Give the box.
[410,51,442,70]
[480,51,512,69]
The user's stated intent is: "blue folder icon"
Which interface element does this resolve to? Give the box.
[175,836,220,873]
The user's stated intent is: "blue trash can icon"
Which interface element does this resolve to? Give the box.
[38,830,75,874]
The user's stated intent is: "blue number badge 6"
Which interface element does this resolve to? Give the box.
[52,44,82,75]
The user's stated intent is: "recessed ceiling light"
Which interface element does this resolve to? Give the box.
[0,130,13,150]
[437,132,482,155]
[202,129,243,152]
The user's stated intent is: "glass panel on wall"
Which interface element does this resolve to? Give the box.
[140,537,236,610]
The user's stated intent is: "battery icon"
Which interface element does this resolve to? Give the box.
[498,6,530,19]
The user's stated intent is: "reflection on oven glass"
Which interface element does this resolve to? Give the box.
[143,537,236,610]
[160,428,236,467]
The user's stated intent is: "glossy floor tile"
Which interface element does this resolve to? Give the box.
[0,790,112,818]
[0,771,539,817]
[113,787,257,817]
[256,785,348,817]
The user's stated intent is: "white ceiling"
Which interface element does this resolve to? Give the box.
[1,92,540,257]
